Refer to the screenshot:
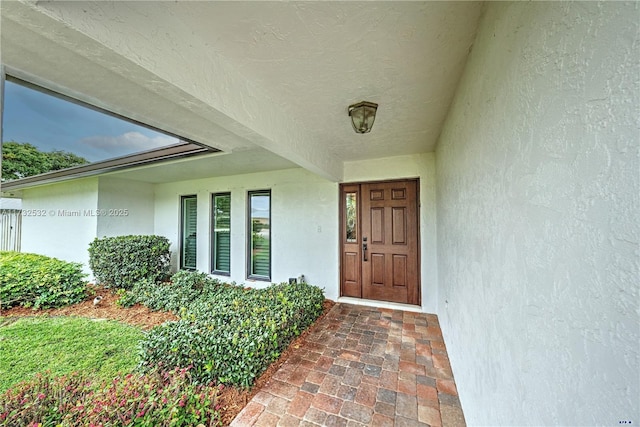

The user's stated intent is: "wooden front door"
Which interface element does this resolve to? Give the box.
[340,179,420,305]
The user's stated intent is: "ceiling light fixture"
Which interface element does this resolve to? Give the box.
[348,101,378,134]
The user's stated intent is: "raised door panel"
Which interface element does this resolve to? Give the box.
[392,207,407,245]
[342,251,361,297]
[370,208,385,244]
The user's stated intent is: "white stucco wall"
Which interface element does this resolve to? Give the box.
[96,177,154,237]
[154,155,438,307]
[15,154,436,308]
[344,153,438,314]
[435,2,639,425]
[154,168,340,298]
[20,178,99,271]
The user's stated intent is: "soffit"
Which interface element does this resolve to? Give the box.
[106,148,298,184]
[1,1,483,182]
[173,1,484,159]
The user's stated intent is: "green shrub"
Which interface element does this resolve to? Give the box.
[115,287,137,308]
[0,251,87,309]
[118,270,212,311]
[135,272,325,388]
[88,235,171,289]
[0,368,221,427]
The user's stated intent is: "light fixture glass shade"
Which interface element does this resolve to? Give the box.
[348,101,378,134]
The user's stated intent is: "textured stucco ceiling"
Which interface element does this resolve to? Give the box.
[1,1,483,183]
[174,2,484,159]
[108,148,298,184]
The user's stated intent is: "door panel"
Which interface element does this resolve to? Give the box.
[340,184,361,298]
[340,179,420,305]
[371,253,385,285]
[393,255,407,287]
[343,252,359,281]
[392,188,406,200]
[392,207,407,244]
[370,208,384,243]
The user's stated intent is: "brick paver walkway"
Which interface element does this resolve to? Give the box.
[231,303,465,426]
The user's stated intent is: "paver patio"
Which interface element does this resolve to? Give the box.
[231,303,465,426]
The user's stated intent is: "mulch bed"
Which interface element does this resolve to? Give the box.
[0,285,335,425]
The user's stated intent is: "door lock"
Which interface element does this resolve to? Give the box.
[363,237,368,262]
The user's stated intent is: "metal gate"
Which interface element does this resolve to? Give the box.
[0,210,21,252]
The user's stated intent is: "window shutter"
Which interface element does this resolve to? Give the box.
[215,231,231,272]
[181,196,197,270]
[252,236,270,276]
[248,191,271,280]
[212,194,231,274]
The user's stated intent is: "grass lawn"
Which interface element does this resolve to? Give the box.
[0,316,143,393]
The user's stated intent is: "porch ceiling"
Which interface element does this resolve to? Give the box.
[105,148,298,184]
[1,1,483,183]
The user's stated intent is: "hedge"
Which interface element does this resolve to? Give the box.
[126,271,325,388]
[0,251,87,309]
[88,235,170,290]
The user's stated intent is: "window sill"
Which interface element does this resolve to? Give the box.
[247,275,271,282]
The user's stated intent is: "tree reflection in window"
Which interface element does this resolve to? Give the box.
[248,190,270,279]
[212,193,231,274]
[346,192,357,242]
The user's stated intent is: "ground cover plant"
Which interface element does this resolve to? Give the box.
[121,270,326,388]
[0,251,87,309]
[0,368,221,426]
[0,316,143,393]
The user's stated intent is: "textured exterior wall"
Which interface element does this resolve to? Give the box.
[15,154,435,306]
[20,178,98,272]
[153,168,340,298]
[96,177,154,238]
[436,2,639,425]
[153,155,437,305]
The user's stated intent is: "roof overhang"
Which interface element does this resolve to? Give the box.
[1,141,217,191]
[1,1,483,185]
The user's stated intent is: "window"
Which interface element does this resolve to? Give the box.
[248,190,271,280]
[180,195,197,270]
[212,193,231,274]
[345,192,358,242]
[1,76,216,187]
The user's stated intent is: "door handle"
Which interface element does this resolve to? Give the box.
[363,237,368,262]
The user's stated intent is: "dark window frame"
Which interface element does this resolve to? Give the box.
[211,192,231,276]
[180,195,198,271]
[247,189,271,281]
